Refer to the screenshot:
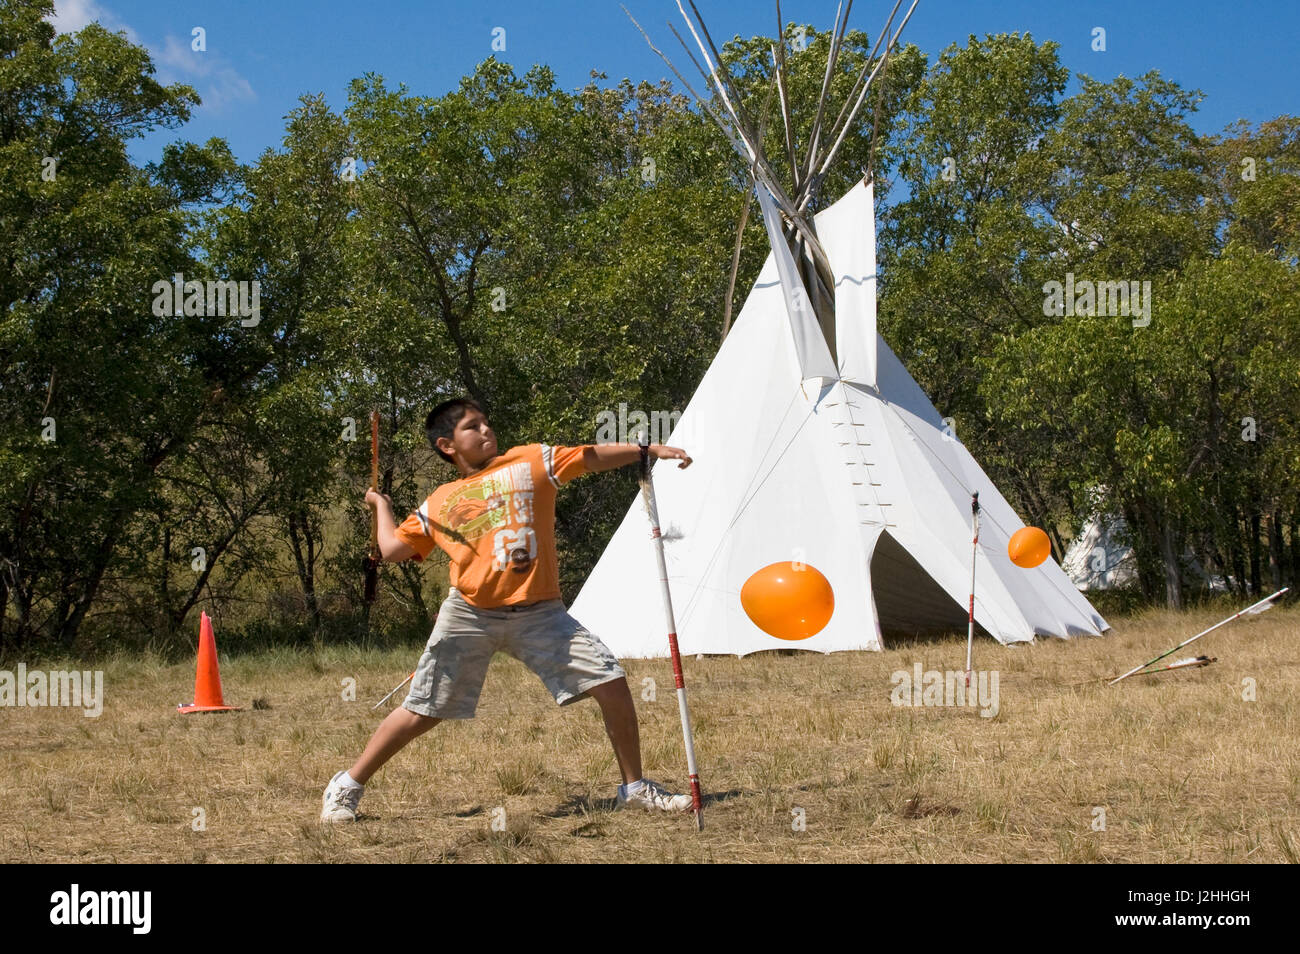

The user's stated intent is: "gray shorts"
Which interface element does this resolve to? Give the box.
[402,588,626,720]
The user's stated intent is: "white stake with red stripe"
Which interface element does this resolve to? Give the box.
[638,437,704,830]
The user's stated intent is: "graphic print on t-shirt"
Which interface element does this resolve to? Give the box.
[441,461,537,573]
[394,443,589,607]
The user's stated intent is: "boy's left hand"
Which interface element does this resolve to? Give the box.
[651,445,693,469]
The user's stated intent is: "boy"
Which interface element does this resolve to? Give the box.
[322,398,696,821]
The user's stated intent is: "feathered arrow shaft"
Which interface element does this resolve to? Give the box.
[1109,587,1289,686]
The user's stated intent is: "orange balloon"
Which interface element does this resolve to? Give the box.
[740,561,834,640]
[1008,526,1051,568]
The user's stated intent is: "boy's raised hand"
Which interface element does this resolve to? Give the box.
[650,445,693,469]
[365,488,393,510]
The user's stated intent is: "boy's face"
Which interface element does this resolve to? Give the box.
[440,407,497,469]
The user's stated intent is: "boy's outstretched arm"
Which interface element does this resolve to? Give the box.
[582,443,692,473]
[365,488,418,561]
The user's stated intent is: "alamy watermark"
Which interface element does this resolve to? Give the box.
[50,884,150,934]
[889,663,999,718]
[1042,272,1151,327]
[151,272,261,326]
[0,664,103,717]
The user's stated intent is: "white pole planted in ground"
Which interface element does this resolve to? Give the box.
[1109,587,1290,686]
[638,436,704,830]
[965,492,980,688]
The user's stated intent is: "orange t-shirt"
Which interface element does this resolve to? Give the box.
[394,443,589,607]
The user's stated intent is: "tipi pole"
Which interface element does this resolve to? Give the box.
[1109,587,1289,686]
[625,2,841,276]
[638,436,704,830]
[810,0,904,190]
[801,0,851,183]
[816,0,919,182]
[771,1,801,192]
[965,492,979,688]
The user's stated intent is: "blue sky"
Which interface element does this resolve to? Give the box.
[47,0,1300,168]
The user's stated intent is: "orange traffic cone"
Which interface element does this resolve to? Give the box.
[177,611,241,713]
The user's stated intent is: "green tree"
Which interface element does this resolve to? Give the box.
[880,33,1072,547]
[1207,115,1300,261]
[0,2,235,650]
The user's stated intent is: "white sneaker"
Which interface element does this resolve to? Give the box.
[321,770,363,822]
[616,778,694,813]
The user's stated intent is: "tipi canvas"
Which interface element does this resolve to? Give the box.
[572,180,1109,657]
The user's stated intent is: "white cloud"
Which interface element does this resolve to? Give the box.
[154,33,256,113]
[46,2,256,114]
[47,0,140,43]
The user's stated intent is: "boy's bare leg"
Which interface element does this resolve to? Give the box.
[586,677,643,784]
[348,707,441,784]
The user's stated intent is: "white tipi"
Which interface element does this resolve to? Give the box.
[1062,512,1140,591]
[575,1,1108,656]
[572,179,1108,657]
[1062,505,1229,593]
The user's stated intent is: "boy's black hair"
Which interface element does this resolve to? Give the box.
[425,398,485,464]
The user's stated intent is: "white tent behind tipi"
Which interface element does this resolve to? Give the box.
[1062,507,1229,592]
[572,180,1108,657]
[1062,513,1140,591]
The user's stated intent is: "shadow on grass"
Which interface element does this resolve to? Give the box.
[542,787,746,820]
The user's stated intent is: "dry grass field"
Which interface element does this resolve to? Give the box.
[3,603,1298,863]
